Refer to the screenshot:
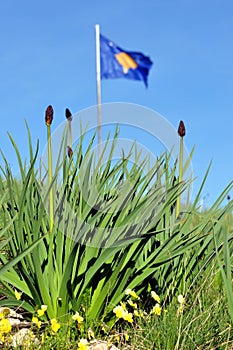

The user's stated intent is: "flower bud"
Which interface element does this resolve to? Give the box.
[45,105,54,126]
[67,146,73,158]
[178,120,185,137]
[65,108,72,122]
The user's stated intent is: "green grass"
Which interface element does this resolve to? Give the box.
[0,269,232,349]
[123,271,232,349]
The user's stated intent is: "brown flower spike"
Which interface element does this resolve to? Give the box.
[178,120,186,137]
[45,105,54,126]
[65,108,72,122]
[67,146,73,158]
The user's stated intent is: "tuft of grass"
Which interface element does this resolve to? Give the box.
[0,115,232,349]
[114,270,233,350]
[0,269,231,349]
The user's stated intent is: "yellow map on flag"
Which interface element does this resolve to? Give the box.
[115,52,138,73]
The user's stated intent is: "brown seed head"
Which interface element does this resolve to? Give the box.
[178,120,186,137]
[67,146,73,158]
[45,105,54,126]
[65,108,72,122]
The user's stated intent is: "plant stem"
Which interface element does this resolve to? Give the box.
[68,120,72,149]
[47,124,54,232]
[176,136,183,218]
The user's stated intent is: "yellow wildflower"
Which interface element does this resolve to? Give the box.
[124,333,130,341]
[72,312,84,324]
[50,319,60,333]
[120,301,127,310]
[178,304,184,314]
[37,305,48,317]
[127,298,138,309]
[32,316,42,329]
[178,295,185,304]
[123,312,133,323]
[78,338,89,350]
[0,318,12,334]
[134,309,140,317]
[113,305,133,323]
[151,303,162,316]
[113,305,125,318]
[125,289,140,299]
[0,308,10,318]
[151,291,160,303]
[14,290,22,301]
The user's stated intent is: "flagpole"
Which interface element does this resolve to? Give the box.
[95,24,102,159]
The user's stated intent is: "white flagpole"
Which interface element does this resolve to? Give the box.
[95,24,102,159]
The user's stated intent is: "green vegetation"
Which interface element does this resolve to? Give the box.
[0,107,232,349]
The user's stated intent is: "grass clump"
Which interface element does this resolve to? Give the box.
[0,106,232,349]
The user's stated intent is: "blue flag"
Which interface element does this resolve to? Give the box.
[100,34,153,87]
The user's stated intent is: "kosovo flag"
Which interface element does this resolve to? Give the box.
[100,34,153,87]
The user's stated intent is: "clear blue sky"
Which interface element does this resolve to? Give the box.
[0,0,232,207]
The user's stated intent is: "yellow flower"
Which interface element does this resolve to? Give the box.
[32,316,41,329]
[37,305,48,317]
[72,312,84,324]
[178,295,185,304]
[123,312,133,323]
[124,333,130,341]
[125,289,140,300]
[151,303,162,316]
[151,291,160,303]
[134,310,140,317]
[50,319,60,333]
[120,301,127,310]
[0,309,10,319]
[127,299,138,309]
[78,338,89,350]
[0,318,12,334]
[113,305,125,318]
[113,305,133,323]
[178,304,184,314]
[14,290,22,301]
